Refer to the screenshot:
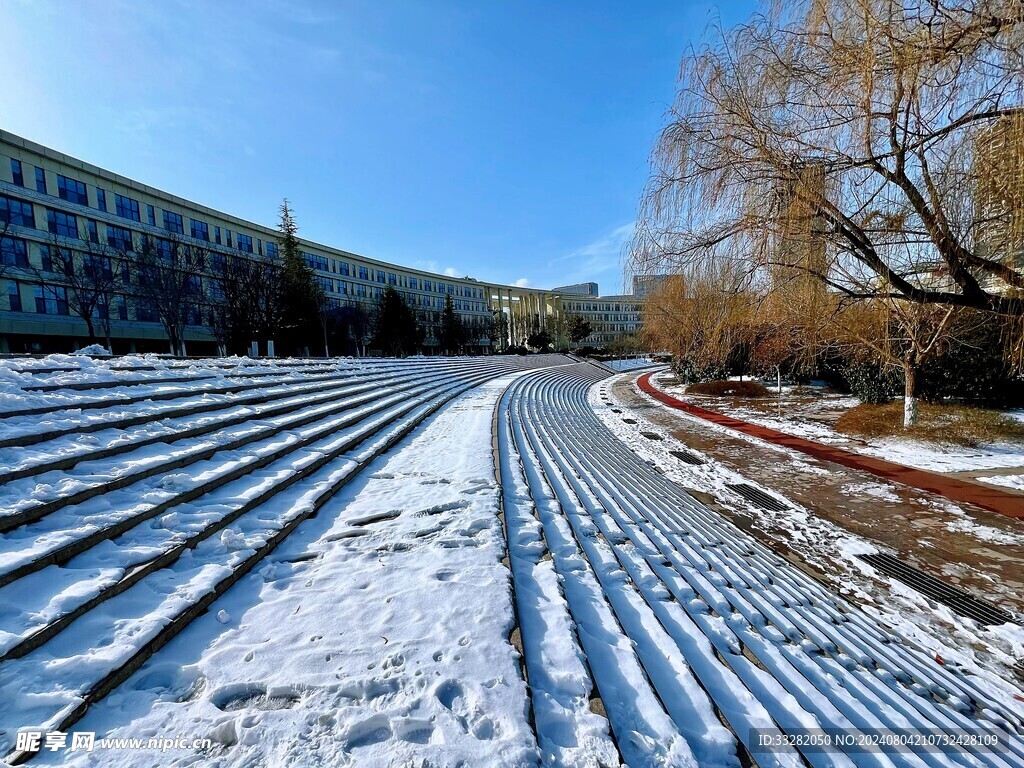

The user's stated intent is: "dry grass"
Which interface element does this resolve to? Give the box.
[836,402,1024,446]
[686,380,772,397]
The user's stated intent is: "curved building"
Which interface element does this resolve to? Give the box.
[0,130,561,355]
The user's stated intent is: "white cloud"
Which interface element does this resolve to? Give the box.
[443,267,459,277]
[515,278,530,288]
[559,222,634,276]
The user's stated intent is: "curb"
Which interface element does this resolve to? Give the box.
[636,373,1024,520]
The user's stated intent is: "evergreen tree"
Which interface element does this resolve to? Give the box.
[372,286,419,357]
[276,199,321,355]
[438,294,467,355]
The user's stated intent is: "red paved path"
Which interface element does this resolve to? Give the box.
[636,372,1024,520]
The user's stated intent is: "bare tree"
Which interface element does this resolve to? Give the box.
[633,0,1024,423]
[31,230,125,350]
[134,234,207,357]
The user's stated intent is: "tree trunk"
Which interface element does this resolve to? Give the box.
[903,364,919,428]
[776,365,782,395]
[84,316,96,344]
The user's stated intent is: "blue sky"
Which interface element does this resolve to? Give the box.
[0,0,753,293]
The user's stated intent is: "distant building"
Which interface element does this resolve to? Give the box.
[975,110,1024,273]
[551,281,599,297]
[0,130,561,355]
[564,293,644,347]
[631,274,669,298]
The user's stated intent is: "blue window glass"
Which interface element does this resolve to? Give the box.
[358,266,368,280]
[214,226,221,245]
[87,219,99,243]
[237,233,253,253]
[376,270,385,283]
[226,230,232,248]
[162,210,184,234]
[57,175,88,205]
[388,273,396,285]
[0,194,35,227]
[190,219,209,241]
[0,237,29,267]
[46,209,79,238]
[34,284,68,315]
[265,241,277,258]
[106,225,133,250]
[95,188,107,212]
[147,204,155,226]
[257,238,263,256]
[35,167,47,194]
[115,194,141,221]
[339,262,349,276]
[10,159,23,187]
[7,281,21,312]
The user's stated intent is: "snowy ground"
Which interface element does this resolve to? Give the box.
[2,355,1023,767]
[654,376,1024,476]
[41,376,536,768]
[600,357,661,372]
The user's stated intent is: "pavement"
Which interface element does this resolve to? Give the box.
[614,375,1024,619]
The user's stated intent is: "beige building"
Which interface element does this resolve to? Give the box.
[0,130,562,355]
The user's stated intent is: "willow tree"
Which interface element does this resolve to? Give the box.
[632,0,1024,425]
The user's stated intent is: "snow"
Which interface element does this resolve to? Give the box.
[977,474,1024,491]
[33,376,538,768]
[653,377,1024,474]
[72,345,111,357]
[601,357,663,372]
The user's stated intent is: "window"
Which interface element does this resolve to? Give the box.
[106,225,133,251]
[34,284,68,315]
[358,266,368,280]
[115,194,141,221]
[10,159,23,187]
[83,254,113,280]
[226,230,232,248]
[95,188,107,212]
[47,209,79,238]
[214,226,221,245]
[388,273,396,286]
[136,302,159,322]
[376,270,385,283]
[7,281,21,312]
[162,210,183,234]
[190,219,209,241]
[0,194,35,227]
[303,252,329,271]
[237,233,253,253]
[339,262,349,276]
[147,204,155,226]
[265,241,277,258]
[35,167,47,194]
[0,237,29,267]
[87,219,99,243]
[114,295,128,320]
[57,175,88,205]
[314,276,333,293]
[257,238,263,256]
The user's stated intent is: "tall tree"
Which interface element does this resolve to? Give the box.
[633,0,1024,423]
[276,199,321,355]
[31,229,125,350]
[372,286,419,357]
[134,234,206,357]
[437,294,467,355]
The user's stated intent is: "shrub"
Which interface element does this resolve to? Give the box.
[686,379,771,397]
[841,361,902,404]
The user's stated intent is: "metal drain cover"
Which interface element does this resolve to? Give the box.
[670,450,705,465]
[857,552,1014,626]
[726,483,789,511]
[622,418,637,424]
[640,432,663,441]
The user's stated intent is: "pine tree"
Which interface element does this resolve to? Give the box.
[438,294,467,355]
[372,286,419,357]
[276,199,321,355]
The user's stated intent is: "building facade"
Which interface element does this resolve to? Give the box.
[562,287,644,347]
[0,131,561,355]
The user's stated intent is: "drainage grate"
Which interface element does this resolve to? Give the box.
[640,432,663,441]
[611,409,622,413]
[670,449,705,466]
[857,552,1014,626]
[726,483,789,512]
[622,418,637,424]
